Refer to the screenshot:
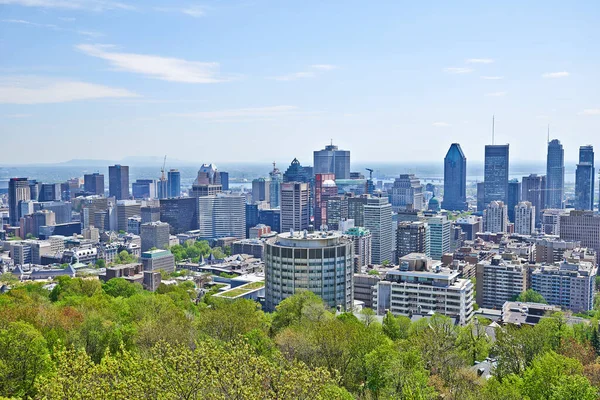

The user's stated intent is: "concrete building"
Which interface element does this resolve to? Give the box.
[559,210,600,262]
[84,173,104,196]
[252,177,270,204]
[198,194,246,240]
[347,195,368,227]
[353,273,380,309]
[39,183,62,202]
[36,201,72,224]
[326,195,348,230]
[373,254,474,325]
[396,221,427,260]
[455,216,482,241]
[546,139,564,209]
[484,144,509,205]
[140,249,175,273]
[82,227,100,243]
[8,178,30,227]
[314,173,337,230]
[280,182,309,233]
[476,256,528,309]
[345,226,372,273]
[484,201,508,233]
[390,174,424,211]
[231,239,264,259]
[132,179,157,199]
[265,231,353,311]
[109,164,129,200]
[248,224,271,239]
[141,221,170,251]
[159,197,198,234]
[426,215,451,261]
[442,143,468,211]
[514,201,535,235]
[522,174,546,228]
[116,200,141,232]
[127,216,141,235]
[313,143,350,179]
[532,260,597,312]
[535,237,580,264]
[141,205,161,224]
[364,196,393,264]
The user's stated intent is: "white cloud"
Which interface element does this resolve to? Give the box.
[432,122,451,127]
[481,76,503,80]
[182,5,206,17]
[0,0,134,11]
[0,76,139,104]
[271,64,337,81]
[443,67,473,74]
[1,113,32,118]
[311,64,337,71]
[485,91,507,97]
[77,44,230,83]
[467,58,494,64]
[579,109,600,116]
[166,105,300,119]
[542,71,569,78]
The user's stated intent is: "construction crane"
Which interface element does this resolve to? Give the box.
[160,155,167,181]
[365,168,374,180]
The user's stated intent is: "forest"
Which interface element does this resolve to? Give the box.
[0,276,599,399]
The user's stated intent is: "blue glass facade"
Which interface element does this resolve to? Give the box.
[441,143,467,211]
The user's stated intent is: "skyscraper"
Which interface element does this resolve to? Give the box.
[484,144,509,205]
[313,142,351,179]
[396,221,427,260]
[546,139,564,209]
[159,197,199,234]
[132,179,157,199]
[198,194,246,239]
[39,183,62,202]
[280,182,310,232]
[507,179,521,223]
[483,201,508,233]
[364,196,393,264]
[314,173,337,229]
[84,173,104,196]
[283,158,311,183]
[8,178,30,227]
[522,174,546,228]
[426,215,451,261]
[514,201,535,235]
[252,177,270,203]
[109,164,130,200]
[441,143,468,211]
[575,145,594,211]
[167,169,181,198]
[390,174,424,211]
[269,163,283,208]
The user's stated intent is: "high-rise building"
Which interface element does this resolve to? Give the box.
[116,200,141,232]
[190,164,222,197]
[219,171,229,191]
[390,174,424,211]
[326,195,348,230]
[141,249,175,273]
[265,231,353,311]
[198,194,246,239]
[546,139,564,209]
[84,173,104,196]
[141,221,170,251]
[575,145,595,210]
[364,196,393,264]
[39,183,61,202]
[259,208,281,233]
[36,201,72,224]
[252,178,270,204]
[159,197,198,234]
[283,158,311,183]
[28,180,40,202]
[560,210,600,263]
[542,209,563,235]
[345,227,372,273]
[484,144,509,205]
[313,143,350,179]
[483,201,508,233]
[426,215,451,260]
[8,178,30,227]
[454,215,482,241]
[167,169,181,198]
[269,163,283,208]
[141,206,161,224]
[514,201,535,235]
[245,203,260,237]
[347,195,369,227]
[280,182,309,232]
[507,179,521,223]
[476,182,485,212]
[396,221,427,261]
[314,173,337,229]
[109,165,130,200]
[132,179,157,199]
[441,143,468,211]
[476,256,528,309]
[522,174,546,228]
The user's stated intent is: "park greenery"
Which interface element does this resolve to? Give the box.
[169,240,227,263]
[1,278,600,399]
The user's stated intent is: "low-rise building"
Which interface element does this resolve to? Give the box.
[231,239,264,260]
[140,249,175,273]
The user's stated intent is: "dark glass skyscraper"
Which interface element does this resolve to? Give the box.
[167,169,181,198]
[108,164,130,200]
[313,143,350,179]
[484,144,509,205]
[522,174,546,228]
[545,139,564,209]
[507,179,521,223]
[283,158,311,183]
[84,173,104,196]
[441,143,467,211]
[8,177,30,226]
[575,145,594,211]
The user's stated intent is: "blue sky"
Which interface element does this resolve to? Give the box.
[0,0,599,164]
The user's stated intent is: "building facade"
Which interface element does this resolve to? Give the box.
[426,215,451,260]
[198,194,246,239]
[546,139,564,209]
[476,256,528,309]
[484,201,508,233]
[345,226,372,273]
[442,143,468,211]
[484,144,510,205]
[141,221,170,251]
[280,182,310,233]
[109,164,130,200]
[84,173,104,196]
[390,174,424,211]
[313,143,350,179]
[364,196,393,264]
[522,174,546,228]
[396,221,427,261]
[9,178,30,227]
[514,201,535,235]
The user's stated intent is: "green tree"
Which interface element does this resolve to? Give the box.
[271,291,330,333]
[521,351,583,400]
[516,289,547,304]
[95,259,106,269]
[102,278,141,298]
[197,298,269,342]
[382,311,411,341]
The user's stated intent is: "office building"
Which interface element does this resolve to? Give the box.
[545,139,564,209]
[575,145,595,210]
[127,216,141,235]
[165,170,180,198]
[140,249,175,273]
[426,215,451,260]
[476,182,485,212]
[396,221,427,260]
[159,197,198,234]
[269,163,283,208]
[522,174,546,227]
[345,226,372,273]
[190,184,222,197]
[314,173,337,229]
[265,231,353,311]
[507,179,521,223]
[353,273,380,309]
[28,180,40,202]
[364,196,393,264]
[514,201,535,235]
[84,173,104,196]
[131,179,156,199]
[476,256,528,309]
[109,164,130,200]
[198,194,246,239]
[560,210,600,262]
[580,145,595,208]
[32,210,55,238]
[8,178,30,226]
[441,143,468,211]
[245,203,260,237]
[374,255,474,325]
[231,239,264,259]
[116,200,141,232]
[390,174,424,211]
[280,182,309,232]
[484,144,509,205]
[455,215,482,240]
[252,178,270,203]
[219,171,229,191]
[259,208,281,233]
[283,158,311,183]
[191,164,222,197]
[141,221,170,251]
[248,224,271,239]
[347,195,368,227]
[141,206,160,224]
[326,195,348,230]
[39,183,61,202]
[83,227,100,243]
[34,201,70,225]
[484,201,508,233]
[535,237,580,264]
[313,142,351,179]
[532,260,597,313]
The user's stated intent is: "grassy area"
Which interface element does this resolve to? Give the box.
[243,281,265,290]
[217,281,265,298]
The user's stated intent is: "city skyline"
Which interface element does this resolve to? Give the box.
[1,2,599,164]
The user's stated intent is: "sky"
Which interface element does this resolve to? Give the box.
[0,0,599,165]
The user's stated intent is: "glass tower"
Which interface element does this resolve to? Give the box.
[441,143,467,211]
[545,139,564,209]
[575,145,594,210]
[484,144,509,205]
